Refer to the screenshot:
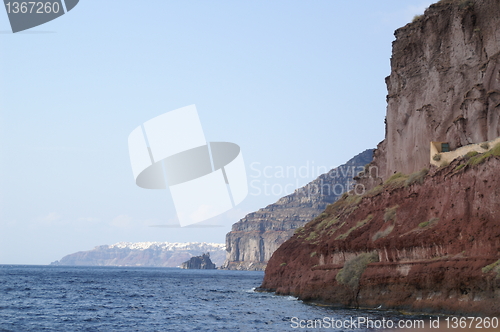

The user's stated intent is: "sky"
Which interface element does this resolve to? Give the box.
[0,0,434,265]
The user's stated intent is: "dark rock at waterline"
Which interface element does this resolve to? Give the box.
[180,253,216,270]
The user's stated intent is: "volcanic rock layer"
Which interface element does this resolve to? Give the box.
[261,154,500,316]
[222,149,373,270]
[261,0,500,316]
[371,0,500,182]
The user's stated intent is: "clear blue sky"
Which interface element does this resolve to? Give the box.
[0,0,433,264]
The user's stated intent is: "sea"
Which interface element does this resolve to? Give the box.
[0,265,432,331]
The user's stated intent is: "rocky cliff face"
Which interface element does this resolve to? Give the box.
[180,253,216,269]
[222,149,374,271]
[261,154,500,316]
[371,0,500,181]
[51,242,226,267]
[260,0,500,316]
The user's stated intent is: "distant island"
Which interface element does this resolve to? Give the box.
[180,253,216,270]
[51,242,226,268]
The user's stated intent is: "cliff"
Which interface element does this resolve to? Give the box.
[222,149,373,271]
[370,0,500,182]
[261,152,500,315]
[51,242,226,267]
[260,0,500,316]
[180,253,216,269]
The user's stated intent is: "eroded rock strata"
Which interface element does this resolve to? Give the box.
[370,0,500,182]
[261,0,500,315]
[222,149,373,270]
[261,155,500,316]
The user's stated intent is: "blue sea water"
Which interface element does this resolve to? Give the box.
[0,265,428,331]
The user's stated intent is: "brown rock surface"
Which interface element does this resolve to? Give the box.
[261,155,500,316]
[371,0,500,182]
[260,0,500,315]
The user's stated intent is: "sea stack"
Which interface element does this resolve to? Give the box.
[180,253,217,270]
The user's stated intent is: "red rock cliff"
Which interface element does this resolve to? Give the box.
[374,0,500,181]
[260,0,500,316]
[223,150,373,271]
[261,154,500,315]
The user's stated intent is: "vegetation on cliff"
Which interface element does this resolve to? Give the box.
[262,152,500,315]
[223,149,374,271]
[261,0,500,316]
[367,0,500,181]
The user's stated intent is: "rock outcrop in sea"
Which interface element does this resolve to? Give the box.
[222,149,374,271]
[180,253,216,269]
[261,0,500,316]
[51,242,226,267]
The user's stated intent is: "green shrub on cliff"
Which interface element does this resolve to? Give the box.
[384,173,409,191]
[345,194,362,206]
[341,194,363,216]
[365,168,428,198]
[323,192,363,219]
[305,231,319,241]
[490,142,500,156]
[467,142,500,166]
[372,224,395,241]
[465,151,479,159]
[294,227,305,237]
[482,259,500,276]
[384,205,399,222]
[419,217,439,229]
[405,168,428,187]
[365,185,384,197]
[335,251,379,289]
[311,212,328,224]
[316,217,340,232]
[294,226,304,233]
[318,212,328,219]
[418,221,430,228]
[327,221,345,237]
[335,215,373,240]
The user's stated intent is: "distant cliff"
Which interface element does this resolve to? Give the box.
[222,149,373,271]
[51,242,226,267]
[180,253,216,269]
[368,0,500,182]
